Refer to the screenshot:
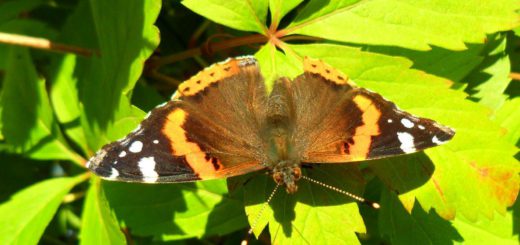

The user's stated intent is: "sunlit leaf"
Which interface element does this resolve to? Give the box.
[465,34,511,111]
[0,175,87,245]
[254,43,301,90]
[0,47,83,164]
[80,0,160,150]
[494,97,520,145]
[182,0,268,33]
[284,0,520,50]
[243,165,366,244]
[269,0,302,28]
[79,178,126,245]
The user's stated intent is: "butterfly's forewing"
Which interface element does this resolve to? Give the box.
[293,58,455,163]
[87,57,268,183]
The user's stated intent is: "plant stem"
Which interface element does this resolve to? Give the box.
[510,72,520,81]
[0,32,94,56]
[150,34,268,68]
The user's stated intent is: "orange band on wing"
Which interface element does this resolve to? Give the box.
[347,95,381,160]
[303,57,356,86]
[162,108,218,179]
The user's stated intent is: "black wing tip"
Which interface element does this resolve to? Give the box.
[429,122,456,147]
[86,148,120,180]
[436,121,456,138]
[86,149,107,171]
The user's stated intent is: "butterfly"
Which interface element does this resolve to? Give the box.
[87,56,455,194]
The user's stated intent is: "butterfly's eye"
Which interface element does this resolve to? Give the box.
[293,167,302,180]
[273,172,283,184]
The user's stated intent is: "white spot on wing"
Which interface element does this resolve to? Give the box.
[401,118,414,128]
[108,168,119,179]
[129,141,143,153]
[387,119,393,123]
[418,125,425,130]
[119,151,127,157]
[432,135,447,145]
[397,132,416,153]
[138,157,159,183]
[153,140,159,144]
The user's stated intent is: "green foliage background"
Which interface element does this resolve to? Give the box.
[0,0,519,244]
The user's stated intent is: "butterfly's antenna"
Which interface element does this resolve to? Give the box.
[241,183,281,245]
[301,175,380,209]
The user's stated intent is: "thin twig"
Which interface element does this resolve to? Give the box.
[147,69,182,86]
[150,34,267,68]
[62,191,86,204]
[0,32,94,56]
[509,72,520,81]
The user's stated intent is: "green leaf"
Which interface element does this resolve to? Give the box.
[242,165,366,244]
[76,0,161,150]
[0,174,87,245]
[284,0,520,50]
[493,97,520,145]
[451,201,519,244]
[379,189,463,244]
[47,0,99,156]
[465,34,511,111]
[363,43,484,83]
[269,0,302,28]
[254,43,301,90]
[267,43,519,222]
[0,47,83,164]
[0,0,43,24]
[79,178,126,245]
[102,179,248,240]
[131,82,166,112]
[182,0,268,33]
[379,185,519,244]
[514,26,520,37]
[49,54,90,156]
[0,153,51,202]
[0,18,57,72]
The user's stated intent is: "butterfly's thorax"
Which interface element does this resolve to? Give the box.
[262,79,302,193]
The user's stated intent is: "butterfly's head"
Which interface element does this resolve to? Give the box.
[272,161,302,194]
